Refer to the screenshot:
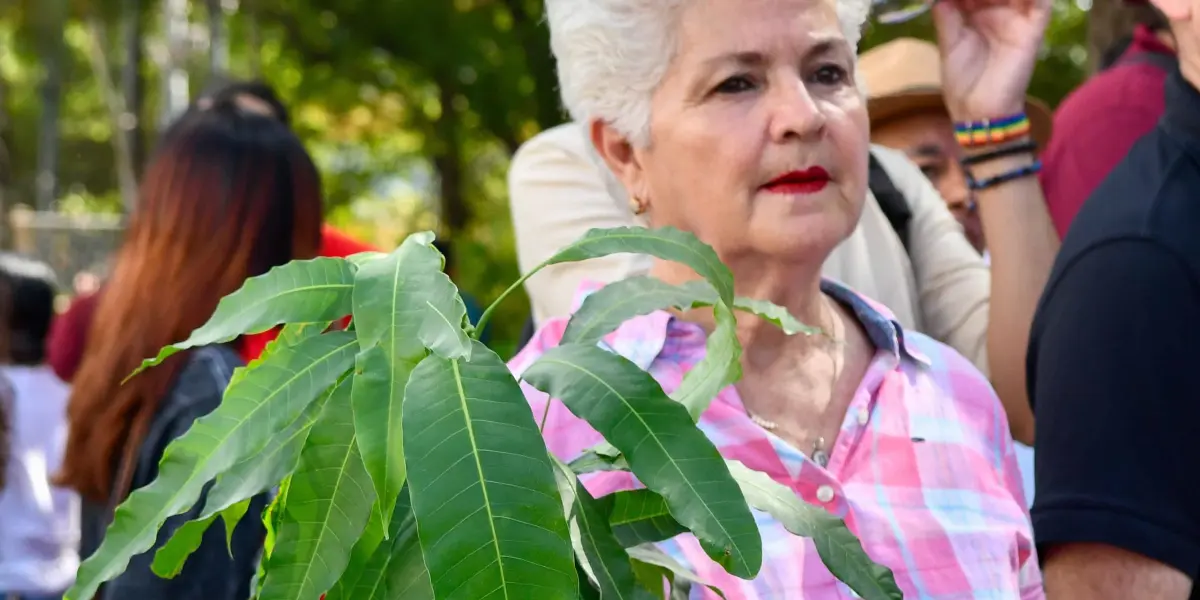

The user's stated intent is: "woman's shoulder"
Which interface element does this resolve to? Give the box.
[896,328,1009,435]
[159,345,244,424]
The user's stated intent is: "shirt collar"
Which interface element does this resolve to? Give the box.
[573,279,931,370]
[1163,67,1200,142]
[1129,24,1176,58]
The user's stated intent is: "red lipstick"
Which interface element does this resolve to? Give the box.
[762,167,830,194]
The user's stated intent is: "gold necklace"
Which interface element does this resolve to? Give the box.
[745,296,842,469]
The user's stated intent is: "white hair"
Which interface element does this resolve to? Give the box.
[545,0,872,147]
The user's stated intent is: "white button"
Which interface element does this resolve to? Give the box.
[857,408,870,426]
[816,485,835,503]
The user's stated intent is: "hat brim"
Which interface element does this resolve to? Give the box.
[868,89,1053,149]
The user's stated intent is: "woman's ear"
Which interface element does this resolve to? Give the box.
[589,119,647,198]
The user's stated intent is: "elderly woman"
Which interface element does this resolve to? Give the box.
[512,0,1046,597]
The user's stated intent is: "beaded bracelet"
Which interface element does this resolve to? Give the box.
[954,114,1031,148]
[967,159,1042,191]
[961,139,1037,167]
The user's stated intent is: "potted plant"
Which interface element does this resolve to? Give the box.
[65,227,901,600]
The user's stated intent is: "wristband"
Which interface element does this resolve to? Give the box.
[961,139,1038,167]
[967,159,1042,191]
[954,113,1031,148]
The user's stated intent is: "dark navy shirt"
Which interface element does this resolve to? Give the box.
[1028,66,1200,593]
[81,345,266,600]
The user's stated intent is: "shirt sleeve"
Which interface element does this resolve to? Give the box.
[507,123,652,324]
[1029,238,1200,579]
[871,145,992,374]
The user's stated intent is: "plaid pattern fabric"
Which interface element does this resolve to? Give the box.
[510,280,1042,599]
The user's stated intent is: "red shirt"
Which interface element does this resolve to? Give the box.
[1039,26,1176,239]
[46,225,377,381]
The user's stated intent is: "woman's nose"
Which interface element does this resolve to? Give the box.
[767,78,826,142]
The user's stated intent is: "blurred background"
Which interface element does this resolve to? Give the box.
[0,0,1141,356]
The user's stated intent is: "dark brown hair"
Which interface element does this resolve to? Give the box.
[58,103,322,503]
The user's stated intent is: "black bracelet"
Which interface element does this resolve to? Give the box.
[961,139,1038,167]
[967,160,1042,191]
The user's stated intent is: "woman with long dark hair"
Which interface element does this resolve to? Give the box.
[58,100,322,599]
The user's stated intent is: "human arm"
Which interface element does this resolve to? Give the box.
[930,0,1060,445]
[1030,240,1200,600]
[508,123,651,324]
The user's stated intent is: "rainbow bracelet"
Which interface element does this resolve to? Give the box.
[954,114,1031,147]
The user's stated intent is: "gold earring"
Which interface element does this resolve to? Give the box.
[629,195,647,215]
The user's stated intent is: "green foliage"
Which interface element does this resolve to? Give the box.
[66,227,903,600]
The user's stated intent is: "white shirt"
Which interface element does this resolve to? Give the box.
[0,365,79,594]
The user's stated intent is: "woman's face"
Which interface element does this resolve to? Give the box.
[871,110,984,252]
[599,0,869,265]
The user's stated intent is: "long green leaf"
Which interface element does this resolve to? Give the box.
[541,227,734,308]
[340,489,434,600]
[725,461,903,600]
[626,545,726,599]
[608,490,688,548]
[552,460,653,600]
[149,514,217,579]
[522,344,761,579]
[326,501,388,600]
[672,302,741,421]
[136,258,356,373]
[65,331,359,600]
[562,278,716,345]
[563,277,817,347]
[402,341,577,600]
[352,231,470,531]
[260,379,378,600]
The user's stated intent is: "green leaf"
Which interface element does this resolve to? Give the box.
[671,302,741,421]
[562,278,716,345]
[626,545,726,599]
[351,231,471,530]
[219,498,253,554]
[260,379,378,600]
[552,460,653,600]
[150,514,216,579]
[64,331,358,600]
[135,257,356,373]
[726,461,903,600]
[402,341,577,600]
[342,489,435,600]
[522,343,761,579]
[569,451,629,475]
[608,490,688,548]
[542,227,734,308]
[629,560,669,599]
[326,501,388,600]
[563,277,818,347]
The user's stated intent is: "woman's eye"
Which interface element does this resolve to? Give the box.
[714,75,755,94]
[918,164,943,180]
[811,64,848,86]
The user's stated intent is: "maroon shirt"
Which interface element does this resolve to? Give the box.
[1039,25,1176,239]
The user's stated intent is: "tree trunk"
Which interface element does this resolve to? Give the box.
[1088,0,1139,73]
[435,82,468,236]
[0,69,12,249]
[121,0,145,176]
[35,0,69,210]
[159,0,191,129]
[85,15,139,212]
[207,0,228,76]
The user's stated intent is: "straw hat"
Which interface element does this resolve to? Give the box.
[859,38,1053,147]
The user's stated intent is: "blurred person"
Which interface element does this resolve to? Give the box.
[47,78,377,382]
[1040,3,1176,237]
[57,101,322,600]
[508,21,1061,449]
[513,0,1051,595]
[1027,0,1200,597]
[0,255,78,600]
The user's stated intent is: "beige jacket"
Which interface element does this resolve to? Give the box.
[508,122,991,373]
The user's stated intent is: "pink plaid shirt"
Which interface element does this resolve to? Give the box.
[510,280,1042,599]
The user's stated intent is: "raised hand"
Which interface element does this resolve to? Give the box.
[933,0,1052,122]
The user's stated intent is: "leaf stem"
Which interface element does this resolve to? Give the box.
[538,394,553,433]
[473,259,548,340]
